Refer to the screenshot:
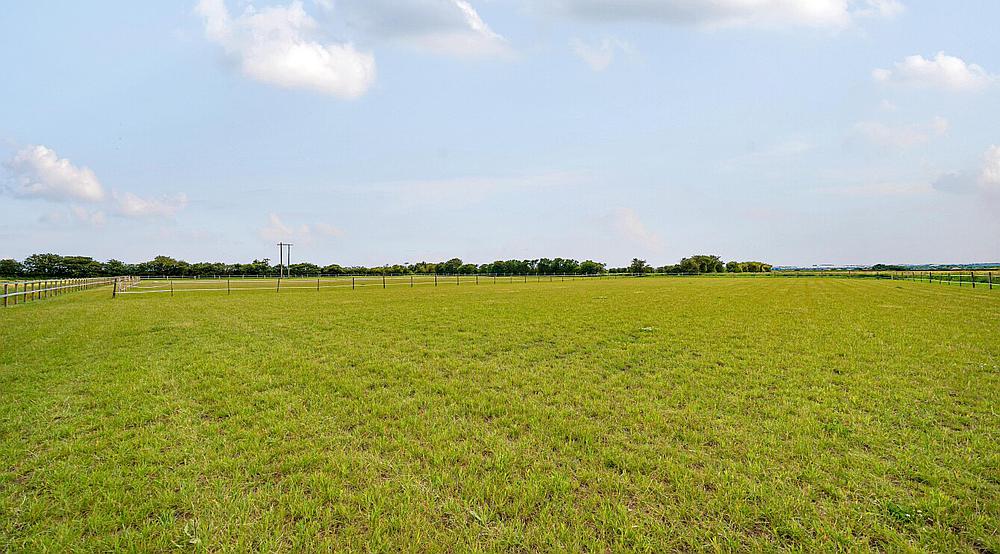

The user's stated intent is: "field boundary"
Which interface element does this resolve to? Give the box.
[113,270,998,299]
[117,273,627,297]
[0,277,130,307]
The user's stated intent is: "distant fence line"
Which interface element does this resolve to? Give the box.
[2,270,993,307]
[116,270,996,298]
[0,277,122,307]
[117,273,628,297]
[772,270,996,289]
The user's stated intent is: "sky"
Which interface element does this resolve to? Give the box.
[1,0,998,267]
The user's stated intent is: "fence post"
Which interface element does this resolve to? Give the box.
[476,274,479,285]
[383,274,386,289]
[352,276,355,290]
[317,277,320,292]
[228,278,231,295]
[435,274,437,287]
[971,271,976,289]
[170,280,174,296]
[411,275,413,288]
[3,284,6,307]
[113,278,117,298]
[277,277,280,293]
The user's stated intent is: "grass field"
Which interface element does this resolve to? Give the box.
[1,277,998,551]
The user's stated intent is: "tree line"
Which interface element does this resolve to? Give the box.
[0,253,770,278]
[612,255,772,274]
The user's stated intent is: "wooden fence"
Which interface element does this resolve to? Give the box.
[0,277,136,307]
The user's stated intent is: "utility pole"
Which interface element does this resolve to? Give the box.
[276,242,293,278]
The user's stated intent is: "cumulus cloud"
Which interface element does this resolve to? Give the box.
[570,37,633,71]
[933,145,1000,196]
[545,0,903,29]
[610,207,664,252]
[4,145,105,202]
[4,143,188,224]
[335,0,509,58]
[195,0,376,98]
[113,191,189,218]
[854,116,948,149]
[873,52,997,92]
[258,213,344,244]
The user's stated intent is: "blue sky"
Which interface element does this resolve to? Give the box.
[1,0,998,267]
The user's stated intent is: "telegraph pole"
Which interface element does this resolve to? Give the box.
[277,243,293,278]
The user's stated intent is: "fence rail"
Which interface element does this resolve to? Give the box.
[4,270,992,305]
[118,273,630,297]
[115,270,998,298]
[0,277,129,307]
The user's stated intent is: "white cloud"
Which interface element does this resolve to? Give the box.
[40,207,108,227]
[5,143,188,224]
[820,182,933,197]
[873,52,997,92]
[4,145,105,202]
[854,116,948,149]
[570,37,633,71]
[978,145,1000,194]
[932,145,1000,196]
[721,140,812,170]
[610,207,663,252]
[113,191,189,218]
[195,0,376,98]
[335,0,510,58]
[546,0,903,29]
[258,213,344,244]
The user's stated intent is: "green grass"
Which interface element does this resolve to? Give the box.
[1,277,998,552]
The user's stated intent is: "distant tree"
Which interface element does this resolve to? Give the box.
[240,258,273,276]
[628,258,651,274]
[579,260,606,275]
[58,256,103,277]
[0,259,23,277]
[437,258,463,274]
[678,255,724,274]
[190,262,227,276]
[287,262,321,276]
[103,259,130,276]
[22,254,67,277]
[678,257,700,274]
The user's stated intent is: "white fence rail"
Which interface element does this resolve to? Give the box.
[0,277,130,307]
[117,273,629,296]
